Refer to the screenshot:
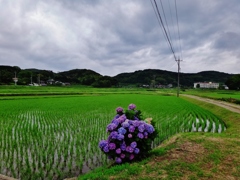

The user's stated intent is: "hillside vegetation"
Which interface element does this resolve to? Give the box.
[0,65,234,88]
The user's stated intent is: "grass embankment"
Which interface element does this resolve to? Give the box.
[182,89,240,104]
[78,96,240,180]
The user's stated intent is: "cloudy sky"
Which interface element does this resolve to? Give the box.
[0,0,240,76]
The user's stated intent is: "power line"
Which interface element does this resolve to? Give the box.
[174,0,182,60]
[174,0,183,97]
[150,0,183,97]
[151,0,177,61]
[150,0,169,45]
[176,58,182,97]
[168,0,179,58]
[159,0,175,54]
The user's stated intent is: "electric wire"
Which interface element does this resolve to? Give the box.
[150,0,169,45]
[174,0,182,60]
[150,0,182,97]
[159,0,175,54]
[152,0,177,61]
[168,0,179,59]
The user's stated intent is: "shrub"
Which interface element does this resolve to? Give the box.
[99,104,158,164]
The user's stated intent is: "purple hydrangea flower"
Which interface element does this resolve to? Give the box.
[116,107,124,113]
[120,142,126,151]
[118,114,126,123]
[120,153,126,159]
[116,148,121,154]
[107,123,117,132]
[144,131,148,137]
[109,143,116,150]
[115,114,120,119]
[99,140,108,149]
[129,154,135,160]
[126,146,134,153]
[103,145,109,153]
[128,133,133,138]
[146,124,155,134]
[134,116,139,120]
[134,148,140,154]
[111,119,120,126]
[138,124,145,132]
[122,121,130,128]
[116,157,122,164]
[137,132,144,139]
[130,141,137,149]
[117,134,124,141]
[110,131,118,139]
[118,127,127,135]
[128,125,135,133]
[128,104,136,110]
[128,120,133,125]
[132,120,140,127]
[100,104,157,164]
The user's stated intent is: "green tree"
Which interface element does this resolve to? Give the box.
[92,76,118,87]
[225,74,240,90]
[18,70,32,85]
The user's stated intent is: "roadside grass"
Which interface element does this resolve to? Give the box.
[182,89,240,101]
[78,96,240,180]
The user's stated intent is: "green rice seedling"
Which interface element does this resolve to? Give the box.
[208,119,213,133]
[201,118,207,132]
[0,94,226,179]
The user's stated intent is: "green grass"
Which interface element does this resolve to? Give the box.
[182,89,240,100]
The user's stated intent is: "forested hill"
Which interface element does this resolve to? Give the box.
[114,69,233,87]
[0,65,235,88]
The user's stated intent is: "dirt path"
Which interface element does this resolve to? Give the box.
[0,174,17,180]
[182,94,240,114]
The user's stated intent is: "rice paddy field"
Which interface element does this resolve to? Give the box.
[0,91,227,180]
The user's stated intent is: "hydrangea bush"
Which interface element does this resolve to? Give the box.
[99,104,158,164]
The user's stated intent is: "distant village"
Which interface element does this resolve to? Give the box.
[28,79,71,86]
[193,82,229,90]
[26,77,229,90]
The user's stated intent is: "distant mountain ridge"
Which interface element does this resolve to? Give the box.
[0,65,235,87]
[114,69,233,87]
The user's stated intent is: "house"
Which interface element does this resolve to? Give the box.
[194,82,219,89]
[47,79,55,85]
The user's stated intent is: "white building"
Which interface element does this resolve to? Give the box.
[194,82,219,89]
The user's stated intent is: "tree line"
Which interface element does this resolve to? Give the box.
[0,66,239,89]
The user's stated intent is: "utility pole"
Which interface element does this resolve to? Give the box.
[30,73,33,85]
[13,71,18,86]
[38,74,40,86]
[176,58,182,97]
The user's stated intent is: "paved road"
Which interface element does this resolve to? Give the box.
[182,94,240,114]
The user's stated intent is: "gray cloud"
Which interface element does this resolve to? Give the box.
[213,32,240,50]
[0,0,240,76]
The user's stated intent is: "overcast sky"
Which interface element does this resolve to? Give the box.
[0,0,240,76]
